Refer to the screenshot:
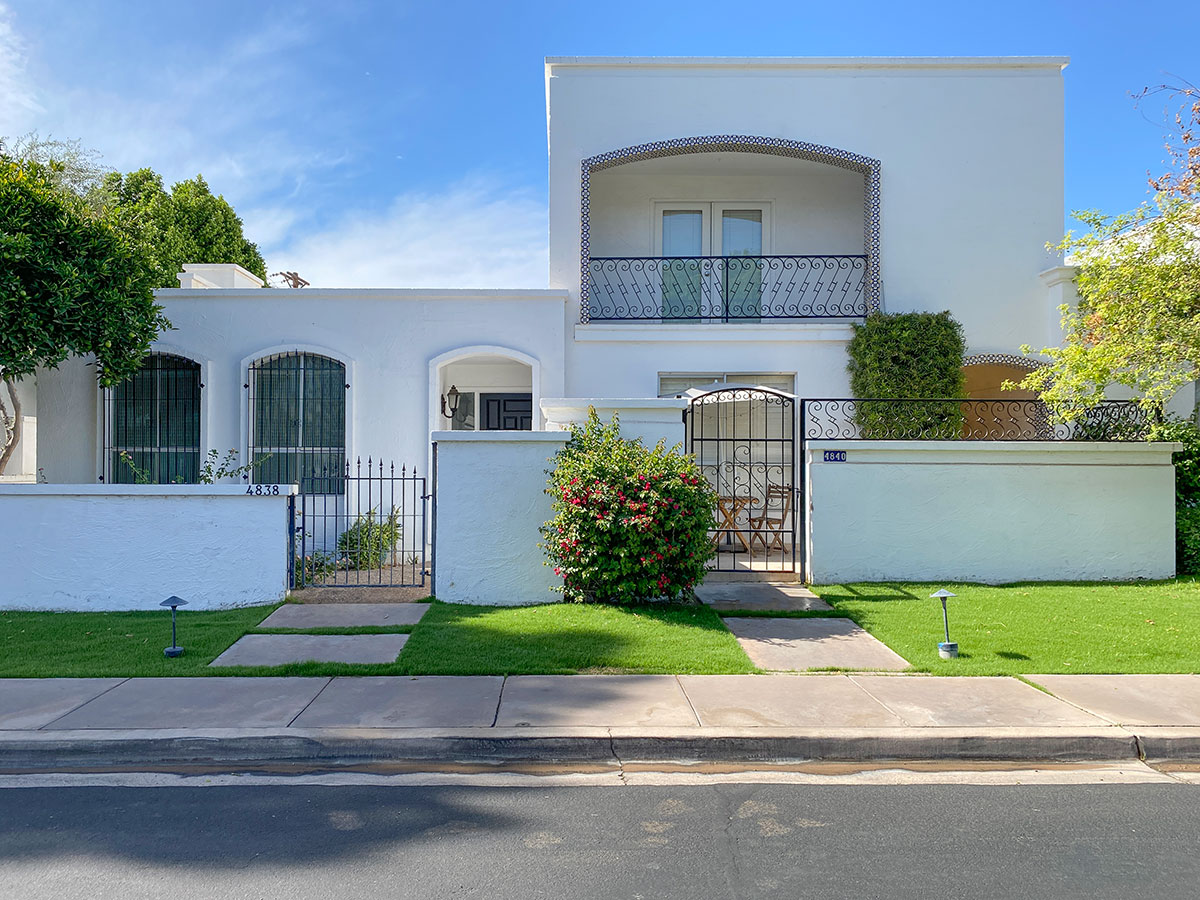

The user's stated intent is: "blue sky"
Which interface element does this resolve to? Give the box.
[1,0,1192,286]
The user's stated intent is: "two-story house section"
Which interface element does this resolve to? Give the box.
[546,56,1070,402]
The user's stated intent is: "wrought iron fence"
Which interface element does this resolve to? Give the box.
[291,457,428,589]
[586,255,867,321]
[801,398,1153,442]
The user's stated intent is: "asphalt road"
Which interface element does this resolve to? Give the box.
[1,781,1197,899]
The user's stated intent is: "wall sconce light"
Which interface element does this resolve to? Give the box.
[161,595,188,657]
[931,588,958,659]
[441,384,461,420]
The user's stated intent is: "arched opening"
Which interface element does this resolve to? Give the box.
[580,135,881,322]
[103,352,202,484]
[430,346,538,433]
[961,355,1048,439]
[247,350,348,492]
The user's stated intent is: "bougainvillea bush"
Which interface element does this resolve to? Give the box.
[541,411,717,604]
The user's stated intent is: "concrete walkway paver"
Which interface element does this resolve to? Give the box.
[850,675,1108,727]
[257,602,430,629]
[209,634,408,667]
[679,674,904,727]
[42,677,329,729]
[696,583,831,612]
[496,675,699,727]
[292,676,503,728]
[0,679,127,730]
[1028,674,1200,726]
[724,616,909,671]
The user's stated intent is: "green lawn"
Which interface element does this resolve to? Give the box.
[806,579,1200,676]
[0,605,283,677]
[393,601,756,675]
[0,599,754,677]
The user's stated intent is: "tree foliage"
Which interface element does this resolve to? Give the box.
[92,169,268,288]
[1,132,111,198]
[0,156,167,472]
[1020,85,1200,415]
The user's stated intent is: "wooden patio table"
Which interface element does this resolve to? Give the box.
[715,495,755,554]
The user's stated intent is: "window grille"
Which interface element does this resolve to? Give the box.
[103,353,202,484]
[247,351,347,493]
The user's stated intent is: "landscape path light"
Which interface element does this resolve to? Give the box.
[161,596,188,658]
[930,588,958,659]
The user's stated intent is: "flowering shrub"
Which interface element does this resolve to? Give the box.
[540,410,717,604]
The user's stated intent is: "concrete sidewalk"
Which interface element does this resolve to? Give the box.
[1,673,1198,770]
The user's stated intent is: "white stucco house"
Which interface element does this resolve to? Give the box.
[2,56,1185,604]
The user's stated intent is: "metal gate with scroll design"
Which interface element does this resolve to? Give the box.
[687,387,797,573]
[289,458,428,589]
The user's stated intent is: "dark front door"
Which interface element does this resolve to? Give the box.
[481,393,533,431]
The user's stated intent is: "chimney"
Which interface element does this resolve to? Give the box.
[176,264,265,289]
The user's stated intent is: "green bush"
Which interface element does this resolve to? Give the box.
[1148,418,1200,574]
[541,410,718,604]
[337,508,401,570]
[846,311,967,438]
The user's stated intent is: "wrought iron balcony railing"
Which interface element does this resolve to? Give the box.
[801,398,1154,442]
[586,254,867,322]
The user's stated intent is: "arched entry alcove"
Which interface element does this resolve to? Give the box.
[579,135,882,322]
[428,345,540,435]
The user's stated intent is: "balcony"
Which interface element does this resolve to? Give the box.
[585,254,867,322]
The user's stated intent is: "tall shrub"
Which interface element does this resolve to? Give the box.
[541,410,717,604]
[846,311,967,438]
[1147,419,1200,574]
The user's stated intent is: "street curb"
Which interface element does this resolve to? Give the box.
[0,726,1163,771]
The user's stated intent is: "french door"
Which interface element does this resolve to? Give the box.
[653,202,770,320]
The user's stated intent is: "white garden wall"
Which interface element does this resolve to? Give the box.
[432,432,568,606]
[0,485,294,610]
[805,441,1180,584]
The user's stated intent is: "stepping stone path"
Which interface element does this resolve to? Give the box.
[209,602,430,668]
[257,602,430,629]
[723,616,909,672]
[696,582,830,612]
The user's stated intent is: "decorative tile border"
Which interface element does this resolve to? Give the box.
[579,135,882,323]
[962,353,1045,371]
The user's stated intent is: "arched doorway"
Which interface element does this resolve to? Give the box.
[685,384,797,574]
[429,346,539,435]
[961,355,1050,439]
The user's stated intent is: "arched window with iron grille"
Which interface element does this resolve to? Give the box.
[103,352,202,484]
[248,351,347,493]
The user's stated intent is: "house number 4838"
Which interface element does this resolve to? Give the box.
[246,484,281,495]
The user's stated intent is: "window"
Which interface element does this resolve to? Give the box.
[249,352,346,492]
[105,353,202,484]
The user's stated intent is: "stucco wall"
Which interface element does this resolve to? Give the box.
[548,57,1067,366]
[0,485,294,610]
[432,432,568,605]
[35,289,568,484]
[567,323,856,399]
[805,441,1179,584]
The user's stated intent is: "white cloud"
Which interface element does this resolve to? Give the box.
[266,177,548,289]
[0,3,40,133]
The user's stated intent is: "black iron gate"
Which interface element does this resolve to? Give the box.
[289,458,429,589]
[686,387,798,574]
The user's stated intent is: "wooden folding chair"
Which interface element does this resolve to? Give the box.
[747,484,793,553]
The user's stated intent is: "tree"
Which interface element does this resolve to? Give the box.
[1,132,111,198]
[93,169,268,288]
[1020,86,1200,415]
[0,156,168,473]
